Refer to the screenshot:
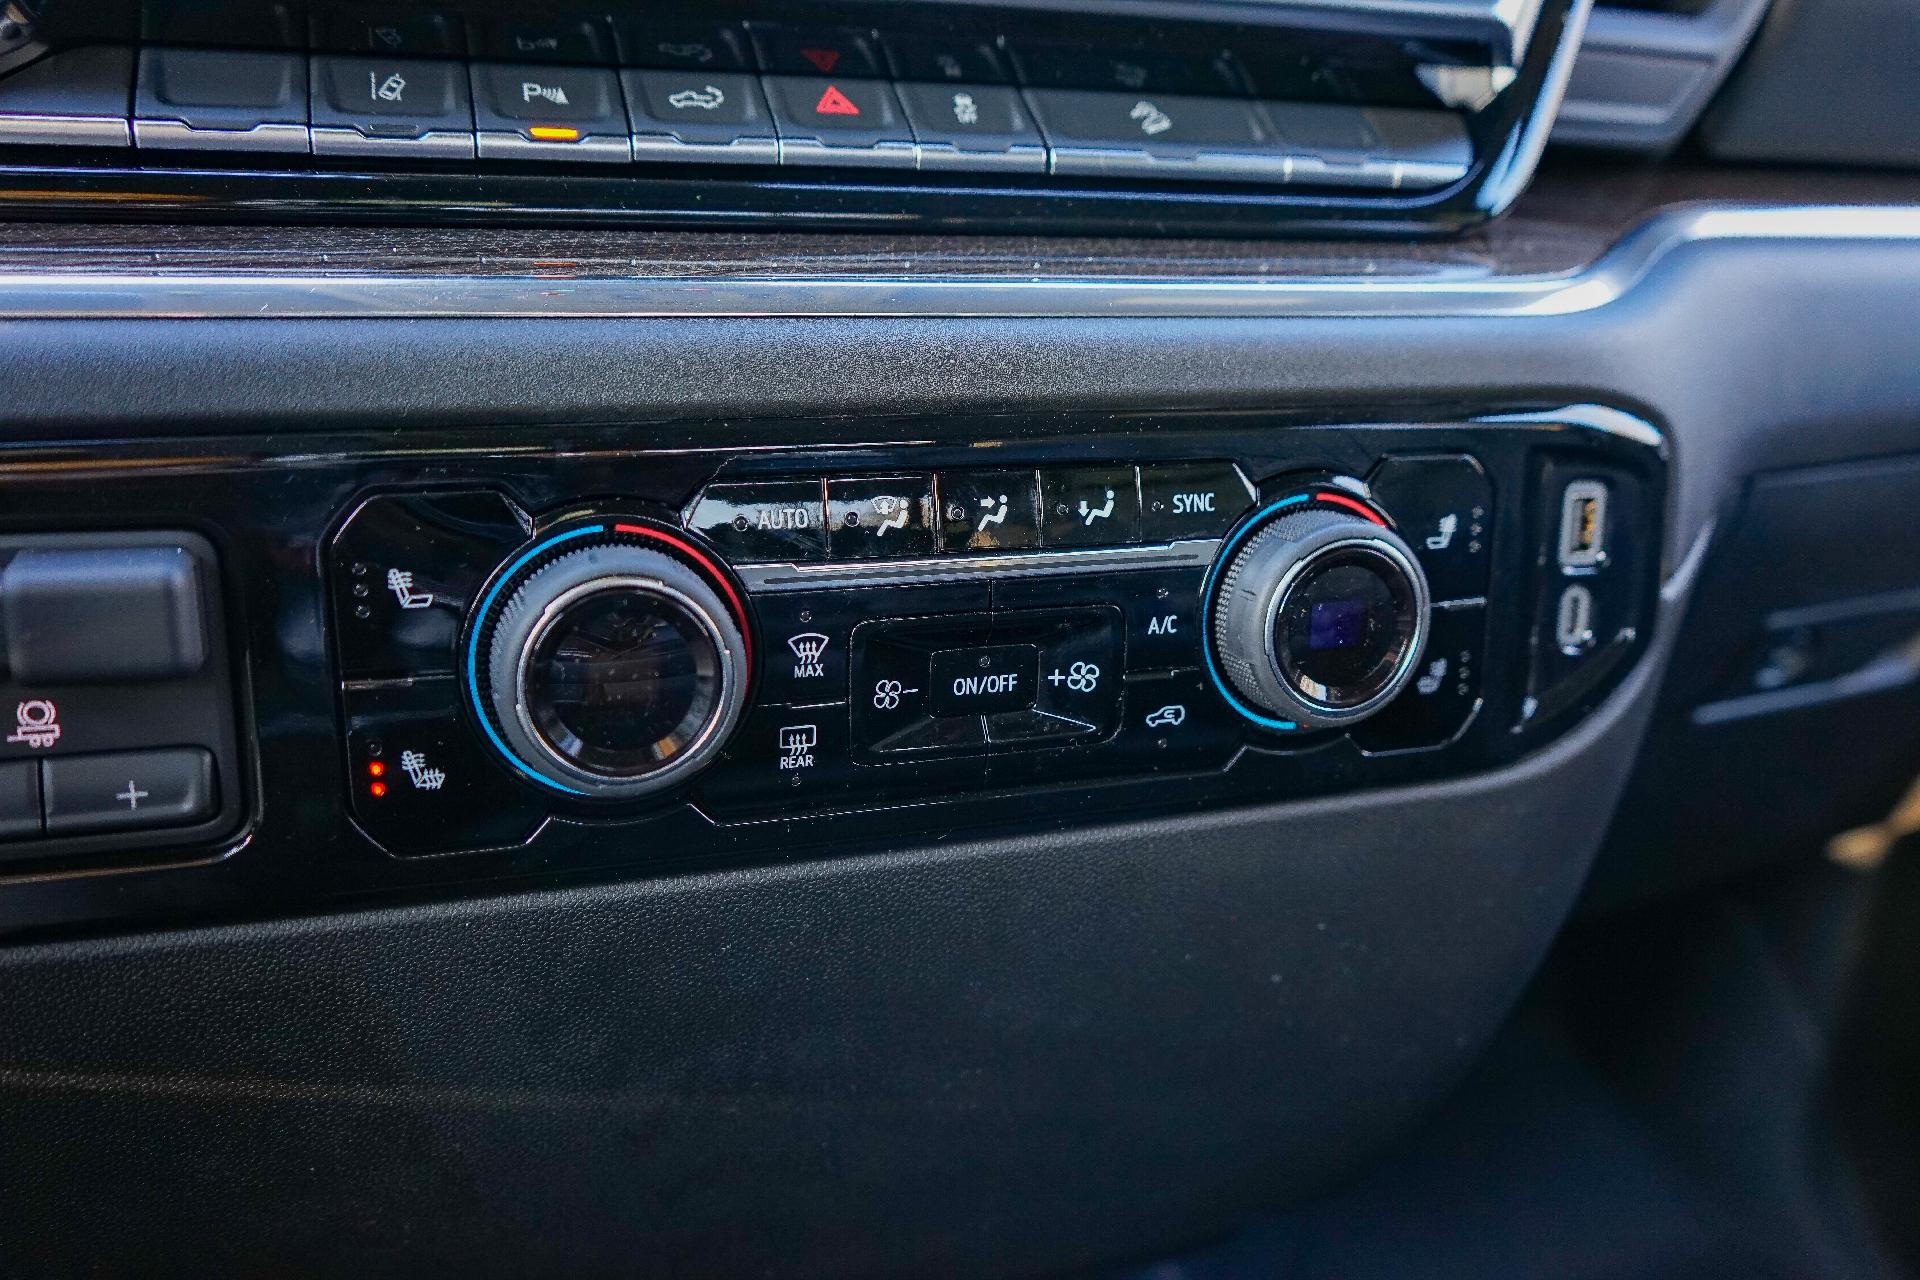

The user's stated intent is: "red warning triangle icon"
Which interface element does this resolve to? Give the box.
[814,84,861,116]
[799,46,841,73]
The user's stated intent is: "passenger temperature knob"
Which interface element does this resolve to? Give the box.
[1208,503,1430,731]
[471,526,750,801]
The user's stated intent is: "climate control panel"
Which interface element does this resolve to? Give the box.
[321,417,1661,859]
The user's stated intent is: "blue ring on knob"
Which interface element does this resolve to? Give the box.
[464,523,606,796]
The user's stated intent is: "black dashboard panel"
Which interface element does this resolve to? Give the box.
[0,408,1662,937]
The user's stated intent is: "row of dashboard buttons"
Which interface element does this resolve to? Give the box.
[0,45,1470,187]
[687,463,1256,563]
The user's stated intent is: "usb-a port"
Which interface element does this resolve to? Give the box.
[1557,480,1609,569]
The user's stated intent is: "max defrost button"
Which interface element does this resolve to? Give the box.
[42,747,216,836]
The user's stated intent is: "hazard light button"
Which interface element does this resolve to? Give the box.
[762,75,915,168]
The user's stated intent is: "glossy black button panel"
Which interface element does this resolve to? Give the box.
[1040,466,1143,547]
[1139,462,1256,541]
[937,469,1044,553]
[329,490,527,680]
[343,678,546,857]
[1367,454,1493,603]
[1352,603,1487,753]
[686,480,829,562]
[42,747,217,837]
[826,475,937,559]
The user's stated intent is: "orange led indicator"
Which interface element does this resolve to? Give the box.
[369,781,388,798]
[368,760,385,778]
[528,126,581,142]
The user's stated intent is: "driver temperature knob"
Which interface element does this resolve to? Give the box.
[1208,503,1430,731]
[471,525,750,801]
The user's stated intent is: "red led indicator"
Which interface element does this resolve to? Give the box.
[368,761,385,778]
[369,781,388,798]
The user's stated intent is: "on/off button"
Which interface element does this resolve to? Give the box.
[929,644,1037,716]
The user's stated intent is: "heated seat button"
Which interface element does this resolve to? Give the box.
[685,479,827,562]
[0,760,42,844]
[937,469,1042,553]
[330,490,527,680]
[827,475,936,559]
[1367,454,1493,603]
[1138,462,1255,541]
[343,679,545,856]
[763,75,914,166]
[42,747,216,836]
[1352,604,1486,753]
[930,644,1037,716]
[1039,466,1141,547]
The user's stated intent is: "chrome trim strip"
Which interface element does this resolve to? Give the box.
[736,539,1222,592]
[1,205,1918,320]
